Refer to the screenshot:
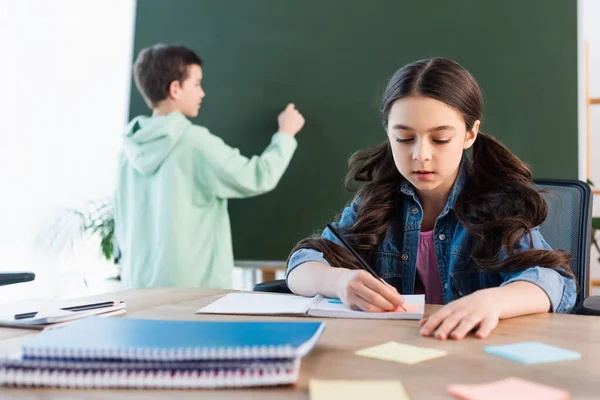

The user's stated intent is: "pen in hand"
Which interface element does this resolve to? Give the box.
[326,223,407,312]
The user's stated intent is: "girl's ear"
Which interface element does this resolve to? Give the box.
[168,80,182,100]
[464,120,480,150]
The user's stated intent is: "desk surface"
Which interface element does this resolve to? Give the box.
[1,288,598,399]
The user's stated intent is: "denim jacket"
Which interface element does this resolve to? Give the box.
[286,158,577,313]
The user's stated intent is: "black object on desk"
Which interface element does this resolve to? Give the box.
[0,272,35,287]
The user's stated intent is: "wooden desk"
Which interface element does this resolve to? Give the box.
[1,288,599,399]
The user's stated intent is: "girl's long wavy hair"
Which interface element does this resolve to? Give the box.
[288,57,573,279]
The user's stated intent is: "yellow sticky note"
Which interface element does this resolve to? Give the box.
[309,379,410,400]
[355,341,447,365]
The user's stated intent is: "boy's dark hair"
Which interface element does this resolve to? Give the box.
[133,44,203,107]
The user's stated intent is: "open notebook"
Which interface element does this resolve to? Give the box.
[197,293,424,320]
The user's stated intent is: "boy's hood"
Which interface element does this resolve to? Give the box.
[122,112,190,175]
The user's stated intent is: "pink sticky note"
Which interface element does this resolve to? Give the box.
[447,377,570,400]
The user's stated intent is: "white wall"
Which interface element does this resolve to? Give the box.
[0,0,136,301]
[582,0,600,283]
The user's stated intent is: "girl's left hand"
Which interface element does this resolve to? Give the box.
[419,288,502,340]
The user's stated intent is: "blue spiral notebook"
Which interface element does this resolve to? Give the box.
[20,317,325,361]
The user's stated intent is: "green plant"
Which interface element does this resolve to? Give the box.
[79,199,115,261]
[42,198,116,262]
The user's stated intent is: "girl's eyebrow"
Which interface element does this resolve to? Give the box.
[392,124,456,133]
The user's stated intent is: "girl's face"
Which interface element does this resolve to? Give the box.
[386,95,479,199]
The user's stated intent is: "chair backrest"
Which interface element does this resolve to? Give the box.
[533,179,593,304]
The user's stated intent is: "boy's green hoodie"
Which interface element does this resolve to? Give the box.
[115,111,297,289]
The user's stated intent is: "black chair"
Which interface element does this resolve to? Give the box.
[253,277,291,294]
[534,179,592,305]
[254,179,598,314]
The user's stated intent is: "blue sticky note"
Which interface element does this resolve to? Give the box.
[485,342,581,365]
[328,298,343,304]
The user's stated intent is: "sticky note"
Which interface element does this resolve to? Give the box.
[328,298,343,304]
[447,377,570,400]
[310,379,410,400]
[356,341,446,364]
[485,342,581,365]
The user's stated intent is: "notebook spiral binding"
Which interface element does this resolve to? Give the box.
[3,355,293,371]
[22,344,297,361]
[0,360,301,389]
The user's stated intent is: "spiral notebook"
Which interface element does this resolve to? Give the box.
[0,359,301,389]
[0,317,324,389]
[1,353,292,370]
[19,317,325,361]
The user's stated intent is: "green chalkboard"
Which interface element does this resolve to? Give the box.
[130,0,578,260]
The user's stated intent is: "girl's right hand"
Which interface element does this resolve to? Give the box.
[334,269,404,312]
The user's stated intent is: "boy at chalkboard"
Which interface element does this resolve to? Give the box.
[115,44,305,289]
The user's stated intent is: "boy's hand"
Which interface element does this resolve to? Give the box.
[419,288,502,340]
[334,269,404,312]
[278,103,305,136]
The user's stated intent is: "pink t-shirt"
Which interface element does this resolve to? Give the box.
[415,230,444,305]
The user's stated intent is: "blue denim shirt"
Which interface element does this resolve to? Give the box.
[286,158,577,313]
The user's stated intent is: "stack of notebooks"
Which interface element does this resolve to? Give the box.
[0,317,325,389]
